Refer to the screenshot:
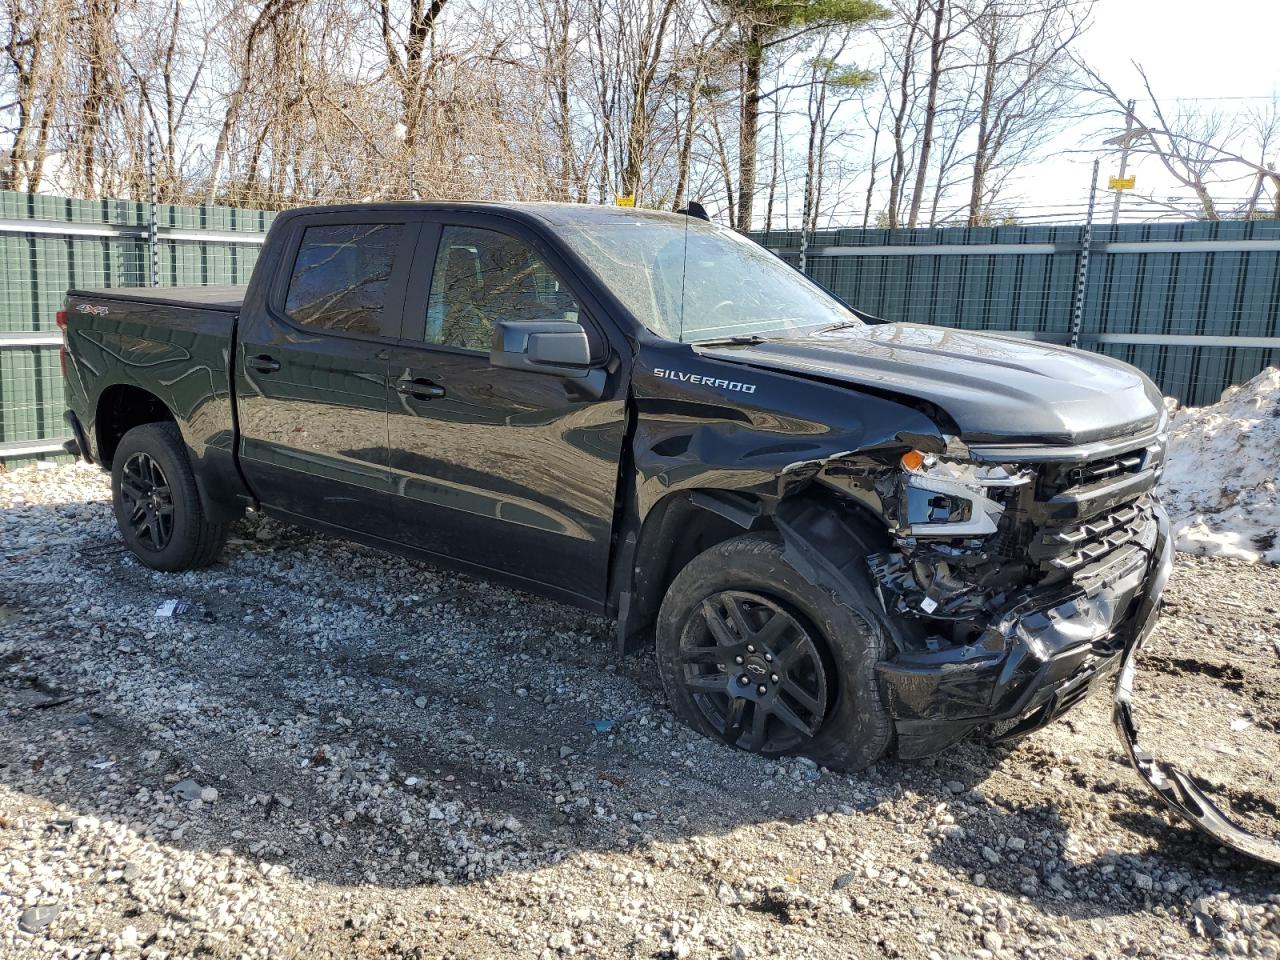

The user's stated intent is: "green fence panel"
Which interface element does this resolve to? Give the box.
[0,189,270,460]
[4,194,1280,460]
[754,220,1280,406]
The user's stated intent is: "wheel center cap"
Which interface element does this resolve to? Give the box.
[742,656,770,679]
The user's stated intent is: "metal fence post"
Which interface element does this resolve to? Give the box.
[1068,159,1100,349]
[799,165,812,275]
[146,130,159,287]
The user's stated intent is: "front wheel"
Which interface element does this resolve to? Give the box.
[655,534,893,771]
[111,422,227,572]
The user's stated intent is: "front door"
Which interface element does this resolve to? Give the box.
[383,219,627,604]
[236,216,416,528]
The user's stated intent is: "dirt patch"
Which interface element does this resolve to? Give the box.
[1128,555,1280,846]
[2,463,1279,958]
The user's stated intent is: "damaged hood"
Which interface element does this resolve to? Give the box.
[698,323,1163,445]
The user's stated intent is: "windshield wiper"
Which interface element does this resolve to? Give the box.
[691,334,770,346]
[816,320,862,334]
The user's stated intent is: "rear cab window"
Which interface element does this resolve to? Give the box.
[284,223,407,337]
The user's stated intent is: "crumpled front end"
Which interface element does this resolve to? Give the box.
[836,423,1171,758]
[878,499,1164,757]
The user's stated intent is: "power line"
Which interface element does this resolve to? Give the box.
[1165,94,1279,103]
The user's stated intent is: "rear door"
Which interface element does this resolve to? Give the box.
[383,214,628,604]
[235,213,418,528]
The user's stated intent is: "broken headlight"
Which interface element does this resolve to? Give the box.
[868,452,1036,620]
[895,452,1031,539]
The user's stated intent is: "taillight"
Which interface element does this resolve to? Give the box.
[56,309,68,330]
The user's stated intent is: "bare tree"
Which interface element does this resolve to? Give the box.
[801,33,871,232]
[962,0,1090,224]
[0,0,1106,229]
[719,0,885,231]
[904,0,974,227]
[671,15,730,209]
[2,0,71,191]
[205,0,308,202]
[618,0,680,201]
[1081,62,1280,222]
[877,0,923,228]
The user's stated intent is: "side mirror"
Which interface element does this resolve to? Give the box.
[490,320,591,377]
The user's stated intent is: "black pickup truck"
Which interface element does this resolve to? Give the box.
[60,201,1173,770]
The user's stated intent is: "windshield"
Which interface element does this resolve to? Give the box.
[554,214,860,341]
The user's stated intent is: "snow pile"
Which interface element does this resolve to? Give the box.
[1159,367,1280,564]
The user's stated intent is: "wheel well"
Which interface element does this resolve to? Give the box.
[622,491,774,650]
[653,498,758,600]
[95,385,175,468]
[619,486,897,654]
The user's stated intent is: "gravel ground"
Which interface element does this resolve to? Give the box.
[2,462,1278,960]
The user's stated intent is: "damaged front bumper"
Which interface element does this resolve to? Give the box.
[878,503,1167,760]
[876,504,1280,867]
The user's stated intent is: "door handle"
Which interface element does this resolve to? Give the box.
[247,354,281,373]
[396,377,445,400]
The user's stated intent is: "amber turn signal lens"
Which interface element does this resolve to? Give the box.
[900,449,926,471]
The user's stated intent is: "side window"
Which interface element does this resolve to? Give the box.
[425,226,581,350]
[285,223,405,336]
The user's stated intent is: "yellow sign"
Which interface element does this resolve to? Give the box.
[1108,175,1136,191]
[615,194,635,207]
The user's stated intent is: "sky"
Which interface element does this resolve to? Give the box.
[1013,0,1280,214]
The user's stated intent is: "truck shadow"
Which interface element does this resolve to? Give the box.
[2,501,1276,931]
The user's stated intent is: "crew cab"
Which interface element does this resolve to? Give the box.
[60,202,1173,768]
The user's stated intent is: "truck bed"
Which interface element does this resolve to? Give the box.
[62,284,247,508]
[68,284,245,312]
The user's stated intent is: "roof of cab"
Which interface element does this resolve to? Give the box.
[273,200,696,228]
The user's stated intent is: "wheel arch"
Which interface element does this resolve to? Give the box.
[615,489,770,653]
[95,383,243,524]
[95,383,176,469]
[617,484,896,654]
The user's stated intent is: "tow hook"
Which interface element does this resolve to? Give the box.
[1113,630,1280,867]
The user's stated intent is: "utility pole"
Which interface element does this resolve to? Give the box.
[1110,99,1136,225]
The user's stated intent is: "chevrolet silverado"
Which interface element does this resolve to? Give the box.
[60,201,1174,773]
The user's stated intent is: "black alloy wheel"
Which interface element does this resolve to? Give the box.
[111,422,229,571]
[657,534,894,770]
[118,450,175,552]
[677,590,831,753]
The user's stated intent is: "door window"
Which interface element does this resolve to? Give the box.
[285,223,405,336]
[425,226,581,350]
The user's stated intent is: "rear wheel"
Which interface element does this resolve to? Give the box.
[111,422,227,571]
[656,534,893,771]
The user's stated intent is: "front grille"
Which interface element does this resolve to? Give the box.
[1035,441,1161,509]
[990,434,1165,586]
[1058,451,1145,491]
[1031,496,1155,573]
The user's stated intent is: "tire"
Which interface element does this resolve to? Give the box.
[111,422,227,572]
[656,534,893,771]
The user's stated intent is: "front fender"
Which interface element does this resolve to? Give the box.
[630,345,948,519]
